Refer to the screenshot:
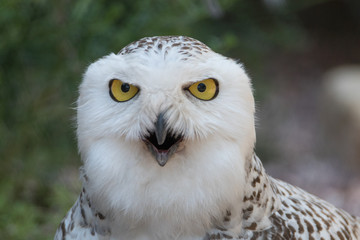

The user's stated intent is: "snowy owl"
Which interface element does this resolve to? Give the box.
[55,36,360,240]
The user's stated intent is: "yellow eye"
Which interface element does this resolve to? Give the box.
[109,79,139,102]
[187,78,219,101]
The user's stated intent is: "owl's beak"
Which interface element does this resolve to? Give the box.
[143,112,183,167]
[155,112,167,145]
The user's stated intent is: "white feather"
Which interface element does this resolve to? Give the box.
[75,38,255,239]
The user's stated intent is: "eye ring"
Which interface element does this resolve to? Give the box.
[109,79,139,102]
[185,78,219,101]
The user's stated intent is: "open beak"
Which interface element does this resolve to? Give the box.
[143,112,183,166]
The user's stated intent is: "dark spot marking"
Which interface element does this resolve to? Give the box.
[251,176,260,187]
[256,190,262,201]
[342,227,351,239]
[87,198,91,208]
[80,206,87,225]
[222,233,233,239]
[97,212,105,220]
[224,216,230,222]
[288,225,296,234]
[250,232,260,240]
[226,210,231,216]
[313,219,322,232]
[243,205,254,220]
[216,226,227,231]
[304,219,314,233]
[305,209,313,217]
[337,231,345,240]
[289,198,300,204]
[83,174,89,182]
[292,206,300,212]
[60,221,66,238]
[293,213,304,234]
[246,222,257,230]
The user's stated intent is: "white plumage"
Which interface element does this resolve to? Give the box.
[55,36,360,240]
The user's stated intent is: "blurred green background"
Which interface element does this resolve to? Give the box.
[1,0,360,239]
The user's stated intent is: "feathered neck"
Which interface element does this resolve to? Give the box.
[212,153,280,236]
[241,154,280,231]
[80,150,280,238]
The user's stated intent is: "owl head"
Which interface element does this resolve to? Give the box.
[76,36,256,224]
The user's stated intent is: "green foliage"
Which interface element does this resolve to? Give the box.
[0,0,317,238]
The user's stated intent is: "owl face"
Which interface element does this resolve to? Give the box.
[76,37,256,225]
[77,36,255,168]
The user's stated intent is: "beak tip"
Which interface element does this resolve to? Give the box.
[156,153,169,167]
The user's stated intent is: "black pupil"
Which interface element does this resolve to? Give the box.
[197,83,206,92]
[121,83,130,92]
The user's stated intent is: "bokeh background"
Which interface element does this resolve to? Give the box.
[1,0,360,239]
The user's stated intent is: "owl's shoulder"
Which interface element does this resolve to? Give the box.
[207,157,360,240]
[54,188,110,240]
[246,178,360,239]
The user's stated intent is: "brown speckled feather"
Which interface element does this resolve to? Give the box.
[206,155,360,240]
